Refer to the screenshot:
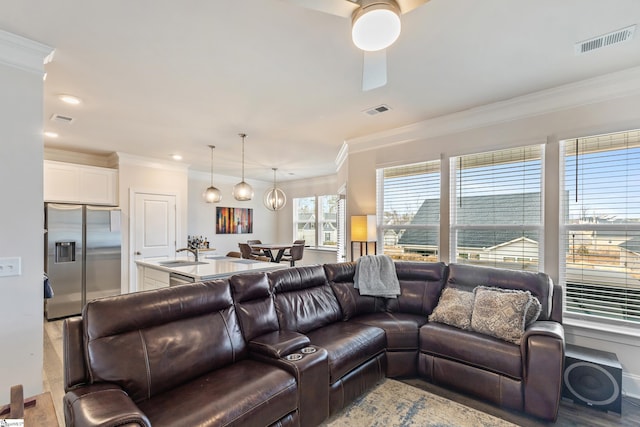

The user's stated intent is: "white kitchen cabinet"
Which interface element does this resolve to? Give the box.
[141,266,170,291]
[44,160,118,205]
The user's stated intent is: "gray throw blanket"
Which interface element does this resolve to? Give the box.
[354,254,400,298]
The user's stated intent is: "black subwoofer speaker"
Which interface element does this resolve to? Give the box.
[562,344,622,414]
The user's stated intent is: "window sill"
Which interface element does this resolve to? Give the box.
[563,315,640,343]
[306,247,337,253]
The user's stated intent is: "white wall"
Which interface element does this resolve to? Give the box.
[0,31,53,397]
[188,170,277,256]
[344,67,640,397]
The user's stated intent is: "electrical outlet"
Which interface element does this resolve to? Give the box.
[0,257,21,277]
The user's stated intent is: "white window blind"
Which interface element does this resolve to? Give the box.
[450,145,543,271]
[336,194,346,262]
[561,129,640,325]
[377,160,440,261]
[318,194,339,248]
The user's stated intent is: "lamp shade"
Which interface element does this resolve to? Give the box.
[352,1,401,51]
[233,181,254,201]
[203,144,222,203]
[233,133,253,201]
[351,215,377,241]
[203,186,222,203]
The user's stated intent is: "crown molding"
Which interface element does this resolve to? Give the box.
[116,152,191,172]
[347,66,640,153]
[335,142,349,171]
[0,29,54,75]
[44,147,118,168]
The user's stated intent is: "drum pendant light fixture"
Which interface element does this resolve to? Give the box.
[351,0,401,52]
[233,133,254,201]
[203,145,222,203]
[264,168,287,211]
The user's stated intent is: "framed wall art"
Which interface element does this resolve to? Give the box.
[216,207,253,234]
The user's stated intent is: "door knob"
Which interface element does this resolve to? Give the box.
[135,251,142,255]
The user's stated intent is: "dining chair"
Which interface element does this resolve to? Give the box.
[247,239,265,256]
[281,244,304,267]
[238,243,270,262]
[238,243,254,259]
[283,240,305,257]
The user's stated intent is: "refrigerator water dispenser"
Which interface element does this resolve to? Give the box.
[55,241,76,263]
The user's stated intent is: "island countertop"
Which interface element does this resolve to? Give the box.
[136,254,287,282]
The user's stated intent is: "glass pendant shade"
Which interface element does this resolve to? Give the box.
[264,168,286,211]
[233,181,254,201]
[352,0,401,51]
[233,133,253,201]
[204,186,222,203]
[203,145,222,203]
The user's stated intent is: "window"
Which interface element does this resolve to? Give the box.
[292,195,340,249]
[377,160,440,261]
[450,145,543,271]
[318,195,339,247]
[561,130,640,325]
[293,196,316,246]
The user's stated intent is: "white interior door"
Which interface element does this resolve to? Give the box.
[134,192,177,261]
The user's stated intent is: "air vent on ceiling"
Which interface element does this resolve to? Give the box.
[50,113,75,124]
[363,104,391,116]
[575,25,635,55]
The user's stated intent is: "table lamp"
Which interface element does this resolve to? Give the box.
[351,215,377,261]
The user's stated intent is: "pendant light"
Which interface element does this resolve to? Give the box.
[264,168,287,211]
[233,133,254,201]
[203,145,222,203]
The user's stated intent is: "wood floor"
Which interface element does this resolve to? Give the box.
[43,319,65,427]
[43,319,640,427]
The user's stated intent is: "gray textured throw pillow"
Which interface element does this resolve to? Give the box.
[525,295,542,327]
[428,288,474,330]
[471,286,533,344]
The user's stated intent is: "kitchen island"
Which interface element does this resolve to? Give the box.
[135,255,286,291]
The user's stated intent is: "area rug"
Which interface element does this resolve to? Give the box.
[321,379,517,427]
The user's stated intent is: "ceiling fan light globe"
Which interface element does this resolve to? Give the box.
[264,187,287,211]
[203,186,222,203]
[352,7,401,51]
[233,181,254,201]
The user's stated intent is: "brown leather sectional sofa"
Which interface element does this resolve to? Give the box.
[63,261,564,426]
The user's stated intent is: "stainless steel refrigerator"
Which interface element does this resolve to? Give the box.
[44,203,122,320]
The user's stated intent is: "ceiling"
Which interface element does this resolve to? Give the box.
[2,0,640,182]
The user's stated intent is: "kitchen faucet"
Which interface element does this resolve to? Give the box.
[176,247,199,261]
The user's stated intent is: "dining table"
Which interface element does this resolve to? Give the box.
[249,243,294,263]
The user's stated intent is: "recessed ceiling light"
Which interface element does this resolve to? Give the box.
[171,154,182,161]
[58,94,82,105]
[44,131,59,138]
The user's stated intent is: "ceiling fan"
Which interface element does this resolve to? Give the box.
[285,0,430,91]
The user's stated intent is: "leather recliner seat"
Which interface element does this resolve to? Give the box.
[268,265,387,415]
[63,280,300,427]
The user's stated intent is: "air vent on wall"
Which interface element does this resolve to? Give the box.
[575,25,636,55]
[50,113,75,124]
[363,104,391,116]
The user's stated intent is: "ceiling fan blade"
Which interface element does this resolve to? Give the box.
[396,0,430,14]
[285,0,359,18]
[362,50,387,91]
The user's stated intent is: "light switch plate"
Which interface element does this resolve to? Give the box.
[0,257,21,277]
